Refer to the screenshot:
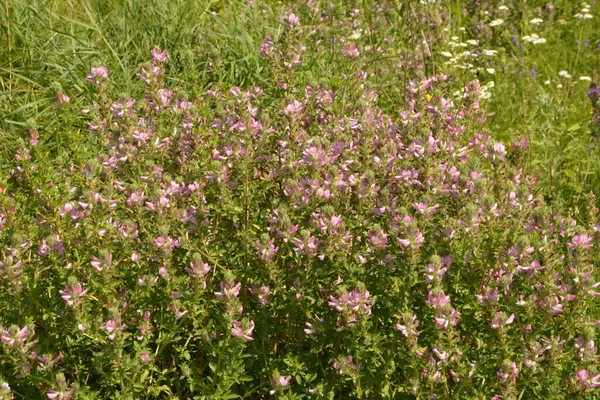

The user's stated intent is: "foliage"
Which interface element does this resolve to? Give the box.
[1,1,600,399]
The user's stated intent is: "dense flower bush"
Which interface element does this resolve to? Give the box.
[1,15,600,400]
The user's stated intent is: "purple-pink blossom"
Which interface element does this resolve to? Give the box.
[58,283,88,307]
[215,281,242,300]
[151,48,168,63]
[86,66,108,84]
[231,320,254,341]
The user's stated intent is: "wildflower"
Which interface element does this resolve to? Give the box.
[396,314,420,338]
[86,66,108,84]
[47,388,75,399]
[328,289,372,318]
[46,373,75,399]
[498,5,509,11]
[497,361,519,383]
[185,259,211,279]
[426,290,451,308]
[541,295,564,315]
[283,53,302,69]
[57,93,71,104]
[333,355,357,375]
[157,88,173,107]
[558,70,572,79]
[490,312,515,329]
[529,18,544,24]
[476,286,499,306]
[568,233,594,250]
[282,13,300,27]
[269,375,292,394]
[489,19,504,27]
[0,382,11,398]
[140,351,152,362]
[102,320,124,341]
[342,42,360,58]
[1,326,31,347]
[252,285,271,307]
[90,253,112,272]
[522,34,547,44]
[215,281,242,300]
[486,68,496,74]
[150,48,167,63]
[231,320,254,341]
[137,65,161,84]
[576,369,600,389]
[483,49,498,56]
[58,283,88,307]
[169,304,188,319]
[349,29,363,40]
[280,100,303,115]
[580,76,593,81]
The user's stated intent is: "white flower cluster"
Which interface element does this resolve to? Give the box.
[522,33,547,44]
[440,35,498,89]
[575,2,593,19]
[479,81,495,99]
[447,36,479,49]
[452,80,495,100]
[558,70,572,79]
[349,29,363,40]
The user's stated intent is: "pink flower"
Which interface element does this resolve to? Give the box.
[86,66,108,84]
[215,281,242,300]
[567,234,594,251]
[57,93,71,104]
[280,100,303,115]
[274,375,292,387]
[396,314,419,338]
[185,259,211,278]
[491,312,514,329]
[47,387,75,399]
[343,42,360,58]
[576,369,600,389]
[157,88,173,106]
[269,374,292,394]
[231,320,254,341]
[1,326,30,347]
[497,361,519,383]
[256,285,271,307]
[58,283,88,307]
[90,253,112,272]
[426,290,451,308]
[151,48,168,63]
[102,320,125,341]
[282,13,300,27]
